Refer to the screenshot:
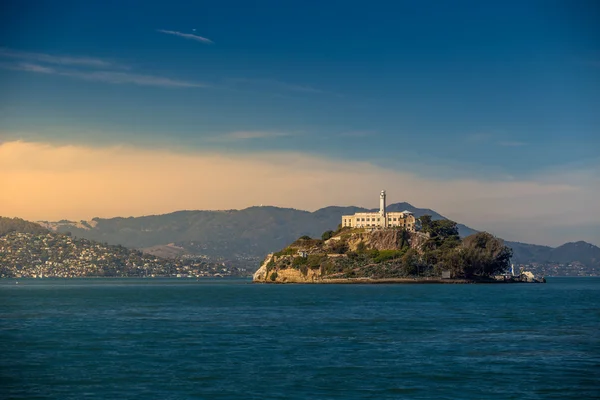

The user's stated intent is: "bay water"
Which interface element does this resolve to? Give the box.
[1,278,599,399]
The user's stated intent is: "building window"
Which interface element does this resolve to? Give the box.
[393,218,397,221]
[377,218,380,222]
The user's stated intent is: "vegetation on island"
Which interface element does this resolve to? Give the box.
[256,215,515,282]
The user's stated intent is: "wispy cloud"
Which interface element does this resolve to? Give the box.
[61,70,206,88]
[4,62,55,74]
[208,131,291,141]
[0,47,118,68]
[157,29,214,44]
[1,61,206,88]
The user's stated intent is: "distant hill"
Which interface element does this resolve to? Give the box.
[0,225,243,278]
[550,241,600,266]
[0,217,48,236]
[35,203,598,270]
[38,202,477,260]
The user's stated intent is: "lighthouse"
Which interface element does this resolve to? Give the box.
[379,190,387,226]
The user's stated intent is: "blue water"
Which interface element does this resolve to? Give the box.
[1,278,599,399]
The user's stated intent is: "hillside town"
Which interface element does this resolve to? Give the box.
[0,231,247,278]
[516,262,599,277]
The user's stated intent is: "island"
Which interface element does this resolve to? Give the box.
[253,191,544,284]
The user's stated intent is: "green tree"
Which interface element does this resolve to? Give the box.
[321,230,335,240]
[419,215,433,233]
[460,232,513,278]
[356,241,367,254]
[399,229,411,249]
[368,249,380,259]
[329,240,349,254]
[401,248,419,276]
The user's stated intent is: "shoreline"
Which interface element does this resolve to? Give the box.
[254,277,544,284]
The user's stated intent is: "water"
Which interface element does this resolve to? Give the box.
[1,278,599,399]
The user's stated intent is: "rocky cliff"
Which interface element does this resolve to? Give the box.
[253,228,429,283]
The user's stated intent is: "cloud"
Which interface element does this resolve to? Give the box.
[58,70,206,88]
[1,140,599,246]
[0,47,205,88]
[207,131,291,141]
[157,29,214,44]
[0,62,206,88]
[3,62,55,74]
[0,47,118,68]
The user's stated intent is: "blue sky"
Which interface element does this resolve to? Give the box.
[0,0,599,245]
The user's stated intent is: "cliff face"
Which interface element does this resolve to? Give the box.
[253,253,324,283]
[253,228,427,283]
[343,229,427,252]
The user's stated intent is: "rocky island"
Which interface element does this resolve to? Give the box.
[254,191,544,284]
[253,225,543,284]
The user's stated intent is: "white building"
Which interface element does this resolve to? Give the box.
[341,190,417,231]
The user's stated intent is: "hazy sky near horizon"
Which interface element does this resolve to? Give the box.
[0,0,599,246]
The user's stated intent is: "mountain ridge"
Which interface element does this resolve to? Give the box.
[32,203,599,269]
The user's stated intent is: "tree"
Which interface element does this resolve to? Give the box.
[356,241,367,254]
[399,229,411,249]
[401,248,419,276]
[329,240,348,254]
[419,215,433,233]
[321,230,335,240]
[460,232,513,278]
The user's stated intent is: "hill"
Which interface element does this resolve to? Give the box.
[550,241,600,266]
[37,202,477,260]
[0,217,244,278]
[35,204,598,271]
[0,217,48,236]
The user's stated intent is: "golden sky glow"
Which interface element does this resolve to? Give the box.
[1,140,598,246]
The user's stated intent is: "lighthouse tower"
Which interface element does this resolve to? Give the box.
[379,190,387,227]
